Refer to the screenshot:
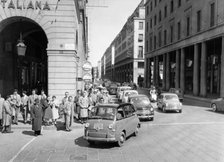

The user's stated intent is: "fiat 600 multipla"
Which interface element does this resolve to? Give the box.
[83,103,140,147]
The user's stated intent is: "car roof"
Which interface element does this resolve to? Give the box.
[161,93,178,96]
[129,94,148,98]
[96,103,132,109]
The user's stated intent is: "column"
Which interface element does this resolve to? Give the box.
[153,57,156,86]
[220,36,224,97]
[200,42,207,97]
[175,50,180,89]
[180,48,185,92]
[155,56,159,86]
[165,53,170,90]
[162,54,166,90]
[193,44,199,96]
[148,58,152,88]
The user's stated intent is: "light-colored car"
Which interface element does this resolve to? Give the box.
[169,88,184,102]
[83,103,140,147]
[122,90,138,103]
[157,93,182,113]
[129,95,154,121]
[211,98,224,112]
[117,86,132,101]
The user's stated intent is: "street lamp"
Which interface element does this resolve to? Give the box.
[17,33,27,56]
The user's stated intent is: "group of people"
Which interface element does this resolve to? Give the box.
[0,87,112,136]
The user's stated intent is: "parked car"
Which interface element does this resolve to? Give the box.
[157,93,182,113]
[211,98,224,112]
[122,90,138,103]
[117,86,132,100]
[83,103,140,147]
[169,88,184,102]
[109,98,119,104]
[129,95,154,121]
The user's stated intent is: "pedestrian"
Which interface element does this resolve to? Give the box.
[30,98,43,136]
[90,89,98,106]
[11,89,21,125]
[50,96,59,125]
[39,90,48,124]
[61,92,69,122]
[28,89,39,124]
[64,96,74,131]
[74,90,82,120]
[103,90,111,104]
[79,91,90,123]
[21,91,29,124]
[43,96,53,126]
[2,95,13,133]
[0,93,5,126]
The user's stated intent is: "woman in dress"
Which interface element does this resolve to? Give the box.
[78,91,90,123]
[50,96,59,125]
[43,96,52,126]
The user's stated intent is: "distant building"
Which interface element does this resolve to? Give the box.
[101,0,145,85]
[144,0,224,97]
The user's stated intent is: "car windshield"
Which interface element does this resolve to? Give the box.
[165,95,179,100]
[125,91,137,97]
[89,107,116,120]
[131,97,150,106]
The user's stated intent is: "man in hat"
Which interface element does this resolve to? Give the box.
[28,89,39,124]
[11,89,21,125]
[2,95,13,133]
[30,98,43,136]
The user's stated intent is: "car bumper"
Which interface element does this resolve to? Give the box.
[83,136,116,142]
[165,107,181,111]
[137,114,154,119]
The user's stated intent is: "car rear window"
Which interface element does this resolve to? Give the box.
[131,97,150,105]
[165,95,179,100]
[89,107,116,120]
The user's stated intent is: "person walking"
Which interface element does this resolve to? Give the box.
[64,96,74,131]
[61,92,69,122]
[0,93,5,126]
[11,89,21,125]
[43,96,53,126]
[39,90,47,123]
[79,91,90,123]
[2,95,13,133]
[74,90,81,121]
[50,96,59,125]
[28,89,39,124]
[21,91,29,124]
[30,98,43,136]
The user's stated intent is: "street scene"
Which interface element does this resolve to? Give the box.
[1,0,224,162]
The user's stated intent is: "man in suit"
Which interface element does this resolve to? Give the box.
[28,89,39,124]
[11,89,21,125]
[2,95,13,133]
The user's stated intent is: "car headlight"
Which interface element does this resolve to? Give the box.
[180,102,182,106]
[84,123,90,128]
[150,107,154,111]
[165,103,168,107]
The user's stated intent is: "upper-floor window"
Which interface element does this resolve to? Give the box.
[146,40,149,52]
[154,35,157,49]
[138,62,144,68]
[158,31,162,47]
[164,30,167,45]
[154,15,157,26]
[159,10,162,22]
[154,0,157,7]
[197,10,201,32]
[170,0,174,13]
[146,22,149,32]
[186,16,190,36]
[210,2,215,27]
[150,36,153,51]
[138,34,143,42]
[164,5,167,18]
[150,18,153,28]
[177,21,181,40]
[138,46,144,58]
[146,5,149,15]
[178,0,181,7]
[139,22,144,30]
[150,1,153,11]
[170,25,174,43]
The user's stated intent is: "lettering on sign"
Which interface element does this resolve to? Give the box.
[1,0,50,10]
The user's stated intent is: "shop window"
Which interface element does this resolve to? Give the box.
[138,62,144,69]
[210,3,215,27]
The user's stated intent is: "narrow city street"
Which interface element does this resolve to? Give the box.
[1,89,224,162]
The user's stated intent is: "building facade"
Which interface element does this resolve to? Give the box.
[101,0,145,85]
[144,0,224,97]
[0,0,88,99]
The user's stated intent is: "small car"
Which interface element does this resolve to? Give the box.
[83,103,140,147]
[169,88,184,102]
[108,86,118,95]
[121,90,138,103]
[211,98,224,112]
[129,95,154,121]
[157,93,182,113]
[117,86,132,100]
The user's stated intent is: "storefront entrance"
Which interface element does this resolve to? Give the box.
[0,17,48,96]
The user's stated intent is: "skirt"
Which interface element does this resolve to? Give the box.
[52,107,59,120]
[44,106,53,120]
[80,108,88,118]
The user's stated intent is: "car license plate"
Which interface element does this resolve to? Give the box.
[94,123,103,130]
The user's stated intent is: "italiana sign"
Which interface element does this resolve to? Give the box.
[1,0,50,10]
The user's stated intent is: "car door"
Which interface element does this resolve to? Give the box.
[123,104,137,136]
[157,95,163,109]
[115,105,126,136]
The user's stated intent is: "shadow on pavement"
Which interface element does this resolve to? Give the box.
[22,130,35,136]
[205,109,224,115]
[74,136,116,149]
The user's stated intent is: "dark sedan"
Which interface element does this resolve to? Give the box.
[129,95,154,121]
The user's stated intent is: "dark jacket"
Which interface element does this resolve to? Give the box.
[30,103,43,131]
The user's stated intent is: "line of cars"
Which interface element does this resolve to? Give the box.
[83,85,154,147]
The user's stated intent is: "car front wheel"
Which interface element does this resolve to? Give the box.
[162,106,166,113]
[117,132,126,147]
[211,104,217,112]
[133,124,140,136]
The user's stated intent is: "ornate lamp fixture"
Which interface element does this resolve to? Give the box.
[17,33,27,56]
